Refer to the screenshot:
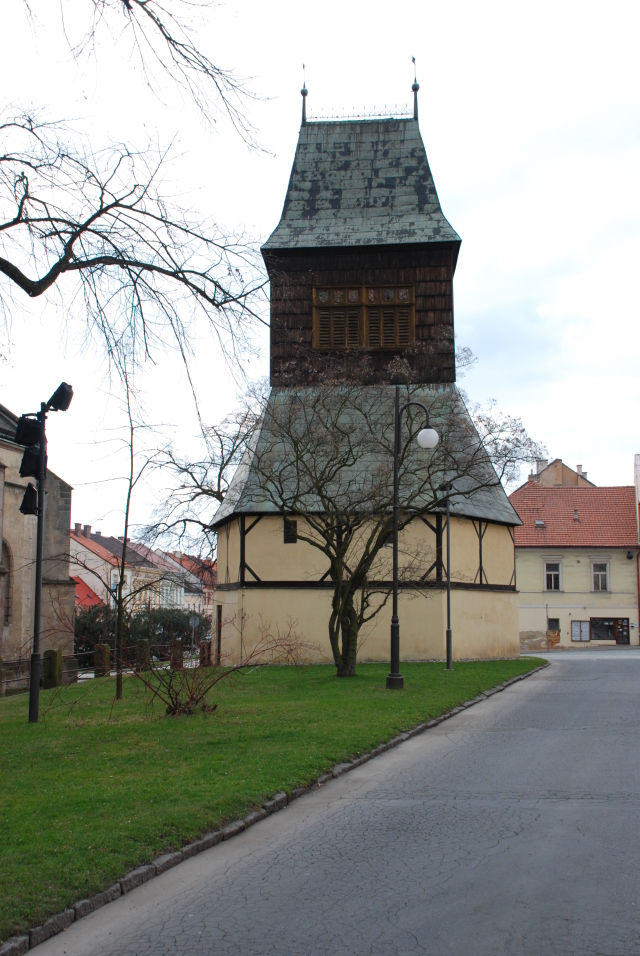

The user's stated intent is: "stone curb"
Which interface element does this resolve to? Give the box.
[8,662,547,954]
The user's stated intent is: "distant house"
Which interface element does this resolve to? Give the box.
[527,459,595,488]
[0,403,75,660]
[72,576,103,610]
[509,479,639,650]
[70,526,183,611]
[165,552,217,620]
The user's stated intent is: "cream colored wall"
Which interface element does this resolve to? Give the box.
[482,522,515,585]
[214,585,519,664]
[515,547,639,646]
[218,514,515,589]
[213,512,518,663]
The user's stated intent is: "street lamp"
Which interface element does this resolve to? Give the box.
[438,483,454,670]
[387,385,439,690]
[16,382,73,723]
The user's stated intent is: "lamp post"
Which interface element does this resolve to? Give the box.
[436,482,454,670]
[15,383,73,723]
[387,385,439,690]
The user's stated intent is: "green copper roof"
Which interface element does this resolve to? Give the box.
[262,118,460,251]
[213,386,521,528]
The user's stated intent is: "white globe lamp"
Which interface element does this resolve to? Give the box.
[417,427,439,449]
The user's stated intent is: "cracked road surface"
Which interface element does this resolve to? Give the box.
[35,654,640,955]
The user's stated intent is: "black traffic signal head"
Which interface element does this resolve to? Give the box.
[19,483,38,516]
[47,382,73,412]
[15,415,41,447]
[19,446,45,479]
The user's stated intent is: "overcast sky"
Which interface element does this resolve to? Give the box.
[1,0,639,537]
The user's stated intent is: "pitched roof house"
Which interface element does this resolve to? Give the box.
[509,480,639,650]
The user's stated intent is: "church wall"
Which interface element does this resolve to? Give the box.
[264,244,458,387]
[0,438,73,660]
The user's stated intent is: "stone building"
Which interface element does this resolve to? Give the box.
[213,83,522,664]
[0,404,75,663]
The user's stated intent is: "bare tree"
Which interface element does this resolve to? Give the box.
[144,383,267,555]
[0,111,266,372]
[150,377,545,677]
[23,1,258,139]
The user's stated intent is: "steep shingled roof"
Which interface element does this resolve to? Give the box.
[213,385,520,529]
[508,484,639,548]
[262,118,460,251]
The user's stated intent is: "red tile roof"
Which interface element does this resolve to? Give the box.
[168,553,217,587]
[72,576,103,609]
[508,483,639,548]
[70,530,119,565]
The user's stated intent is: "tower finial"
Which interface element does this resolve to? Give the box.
[301,64,308,126]
[411,56,419,121]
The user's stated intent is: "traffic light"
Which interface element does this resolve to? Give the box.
[19,483,38,516]
[15,415,41,447]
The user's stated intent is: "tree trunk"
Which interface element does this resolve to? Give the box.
[115,579,125,700]
[328,591,359,677]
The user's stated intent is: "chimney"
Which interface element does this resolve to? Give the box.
[576,464,587,479]
[74,523,82,535]
[82,525,92,538]
[536,459,548,474]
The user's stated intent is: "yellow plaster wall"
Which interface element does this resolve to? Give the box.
[214,585,519,664]
[214,513,519,663]
[482,522,515,585]
[219,515,515,588]
[448,516,480,582]
[515,547,639,646]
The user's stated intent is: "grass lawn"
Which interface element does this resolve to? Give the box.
[0,658,543,941]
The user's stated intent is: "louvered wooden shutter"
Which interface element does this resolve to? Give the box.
[398,308,410,346]
[332,310,346,348]
[347,310,359,347]
[318,310,330,349]
[382,309,396,347]
[368,309,381,347]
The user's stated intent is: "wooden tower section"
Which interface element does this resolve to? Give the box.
[262,87,461,387]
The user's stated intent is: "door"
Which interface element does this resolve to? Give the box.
[615,619,630,645]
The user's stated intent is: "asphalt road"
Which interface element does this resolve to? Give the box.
[35,654,640,956]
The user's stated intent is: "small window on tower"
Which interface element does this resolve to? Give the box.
[283,519,298,544]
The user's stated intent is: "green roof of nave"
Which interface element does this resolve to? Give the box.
[263,118,461,251]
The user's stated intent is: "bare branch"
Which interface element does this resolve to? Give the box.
[0,108,268,373]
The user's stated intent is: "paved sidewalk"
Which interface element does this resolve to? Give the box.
[34,656,640,955]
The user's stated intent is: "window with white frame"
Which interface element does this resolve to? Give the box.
[592,561,609,592]
[545,561,561,591]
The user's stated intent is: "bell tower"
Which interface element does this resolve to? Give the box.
[261,79,461,387]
